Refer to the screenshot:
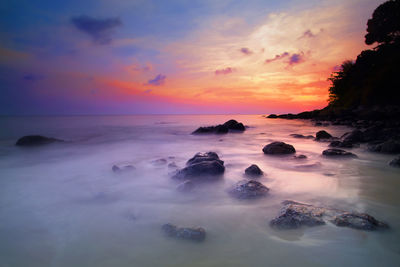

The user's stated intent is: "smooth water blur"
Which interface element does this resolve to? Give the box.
[0,115,399,267]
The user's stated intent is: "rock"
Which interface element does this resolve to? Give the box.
[389,156,400,167]
[270,201,326,229]
[176,180,195,192]
[368,140,400,153]
[270,200,388,231]
[244,164,263,177]
[293,154,307,159]
[168,162,178,169]
[151,158,168,166]
[342,130,364,143]
[262,142,296,155]
[290,134,314,139]
[192,120,245,134]
[228,180,269,199]
[162,223,206,241]
[331,212,389,231]
[112,164,135,173]
[267,114,278,118]
[172,152,225,181]
[315,130,332,141]
[329,140,355,148]
[322,149,357,157]
[15,135,62,146]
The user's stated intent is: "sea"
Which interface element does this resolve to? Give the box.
[0,115,399,267]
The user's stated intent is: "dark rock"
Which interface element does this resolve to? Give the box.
[290,134,314,139]
[262,142,296,155]
[15,135,62,146]
[331,212,389,231]
[112,164,135,173]
[342,130,364,143]
[368,140,400,153]
[329,140,355,148]
[270,201,326,229]
[168,162,178,169]
[192,120,245,134]
[172,152,225,181]
[228,180,269,199]
[176,180,195,192]
[151,158,168,166]
[315,130,332,141]
[293,154,307,159]
[389,156,400,167]
[267,114,278,118]
[322,149,357,157]
[162,223,206,241]
[244,164,263,177]
[270,200,388,231]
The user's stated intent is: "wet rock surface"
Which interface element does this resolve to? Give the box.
[244,164,263,177]
[263,142,296,155]
[322,149,357,157]
[228,180,269,199]
[192,119,245,134]
[16,135,63,146]
[270,200,388,231]
[162,223,206,241]
[172,152,225,181]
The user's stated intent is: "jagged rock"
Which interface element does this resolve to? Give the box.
[315,130,332,141]
[262,142,296,155]
[162,223,206,241]
[112,164,135,173]
[290,134,314,139]
[228,180,269,199]
[172,152,225,181]
[322,149,357,157]
[15,135,62,146]
[244,164,263,177]
[270,200,388,231]
[389,156,400,167]
[192,120,245,134]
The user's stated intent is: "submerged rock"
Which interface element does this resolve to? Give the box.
[112,164,135,173]
[389,156,400,167]
[322,149,357,157]
[270,200,388,231]
[151,158,168,166]
[16,135,62,146]
[293,154,307,159]
[192,119,245,134]
[315,130,333,141]
[244,164,263,177]
[262,142,296,155]
[162,223,206,241]
[290,134,314,139]
[228,180,269,199]
[172,152,225,181]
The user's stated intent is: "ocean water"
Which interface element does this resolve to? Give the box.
[0,115,399,267]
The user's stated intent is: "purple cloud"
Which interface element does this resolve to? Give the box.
[265,52,289,64]
[301,30,315,38]
[147,74,166,86]
[215,67,234,75]
[71,15,122,45]
[288,53,304,65]
[240,47,252,55]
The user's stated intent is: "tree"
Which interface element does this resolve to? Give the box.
[365,0,400,45]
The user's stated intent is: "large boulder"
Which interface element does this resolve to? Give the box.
[172,152,225,181]
[244,164,263,177]
[228,180,269,199]
[315,130,333,141]
[322,149,357,157]
[270,200,388,231]
[192,120,245,134]
[262,142,296,155]
[16,135,62,146]
[162,223,206,241]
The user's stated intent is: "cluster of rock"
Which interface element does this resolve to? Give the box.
[192,119,245,134]
[15,135,63,146]
[270,200,388,231]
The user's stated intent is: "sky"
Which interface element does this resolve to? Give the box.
[0,0,384,115]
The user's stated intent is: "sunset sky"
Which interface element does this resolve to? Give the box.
[0,0,383,115]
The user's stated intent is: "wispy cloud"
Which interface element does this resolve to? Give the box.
[215,67,235,75]
[240,47,253,55]
[146,74,166,86]
[71,15,122,45]
[288,53,305,65]
[265,52,289,64]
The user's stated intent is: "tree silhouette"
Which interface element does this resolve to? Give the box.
[365,0,400,45]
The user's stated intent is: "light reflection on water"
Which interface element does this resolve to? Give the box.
[0,115,399,267]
